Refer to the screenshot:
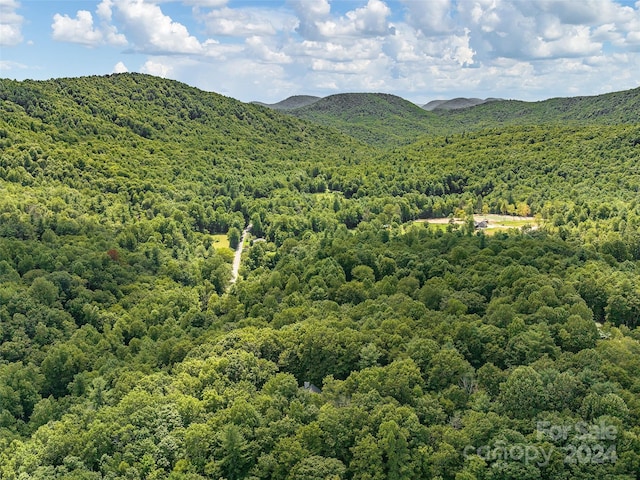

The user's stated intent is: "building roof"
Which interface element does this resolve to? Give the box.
[303,381,321,394]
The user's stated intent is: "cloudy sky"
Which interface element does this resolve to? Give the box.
[1,0,639,103]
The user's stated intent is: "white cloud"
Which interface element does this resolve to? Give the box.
[290,0,394,39]
[203,7,281,36]
[24,0,640,104]
[141,59,173,77]
[0,0,23,46]
[113,61,129,73]
[311,58,370,74]
[295,38,382,62]
[52,11,105,46]
[400,0,454,35]
[97,0,115,22]
[344,0,395,36]
[245,36,292,63]
[628,29,640,44]
[51,3,127,47]
[0,59,27,71]
[454,0,640,61]
[183,0,227,7]
[531,25,601,58]
[289,0,331,40]
[112,0,204,54]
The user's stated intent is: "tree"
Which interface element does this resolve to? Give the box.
[251,213,264,237]
[349,434,384,480]
[40,344,88,397]
[28,277,58,307]
[228,227,241,250]
[580,392,629,421]
[557,315,599,352]
[289,455,346,480]
[217,424,252,480]
[378,420,413,480]
[498,366,546,419]
[427,348,473,391]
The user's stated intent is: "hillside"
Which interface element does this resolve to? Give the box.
[0,74,639,480]
[0,74,369,204]
[287,92,449,146]
[434,87,640,127]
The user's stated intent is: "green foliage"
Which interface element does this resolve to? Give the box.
[0,74,638,480]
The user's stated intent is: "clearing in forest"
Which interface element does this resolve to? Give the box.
[416,214,538,234]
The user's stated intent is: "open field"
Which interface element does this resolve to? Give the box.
[210,233,230,249]
[416,214,538,234]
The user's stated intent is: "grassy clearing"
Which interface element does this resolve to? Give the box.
[415,214,538,235]
[425,223,450,233]
[211,234,230,249]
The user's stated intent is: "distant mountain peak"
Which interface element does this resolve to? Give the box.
[252,95,321,110]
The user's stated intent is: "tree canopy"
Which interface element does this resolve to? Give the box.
[0,74,639,480]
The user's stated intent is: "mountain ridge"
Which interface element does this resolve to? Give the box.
[257,86,640,145]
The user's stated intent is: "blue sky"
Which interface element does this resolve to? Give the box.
[1,0,639,103]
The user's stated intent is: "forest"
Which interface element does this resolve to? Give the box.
[0,73,639,479]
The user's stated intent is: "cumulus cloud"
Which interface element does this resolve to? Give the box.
[111,0,203,54]
[400,0,454,35]
[289,0,331,40]
[455,0,640,61]
[53,11,105,45]
[183,0,227,7]
[203,7,282,37]
[0,0,23,46]
[51,2,126,47]
[245,36,292,63]
[141,59,173,77]
[342,0,395,36]
[291,0,394,39]
[113,61,129,73]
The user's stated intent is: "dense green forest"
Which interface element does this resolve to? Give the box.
[0,73,639,479]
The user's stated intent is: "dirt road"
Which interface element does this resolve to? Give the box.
[229,223,252,286]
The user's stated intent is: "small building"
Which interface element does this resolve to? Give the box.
[474,220,489,229]
[303,381,321,394]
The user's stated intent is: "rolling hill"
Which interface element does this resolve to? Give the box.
[264,87,640,146]
[285,92,449,146]
[439,86,640,128]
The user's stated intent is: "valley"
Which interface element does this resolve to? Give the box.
[0,74,638,480]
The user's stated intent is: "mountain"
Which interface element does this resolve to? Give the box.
[252,95,321,110]
[436,87,640,128]
[286,92,449,146]
[422,97,503,111]
[0,73,367,202]
[277,87,639,145]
